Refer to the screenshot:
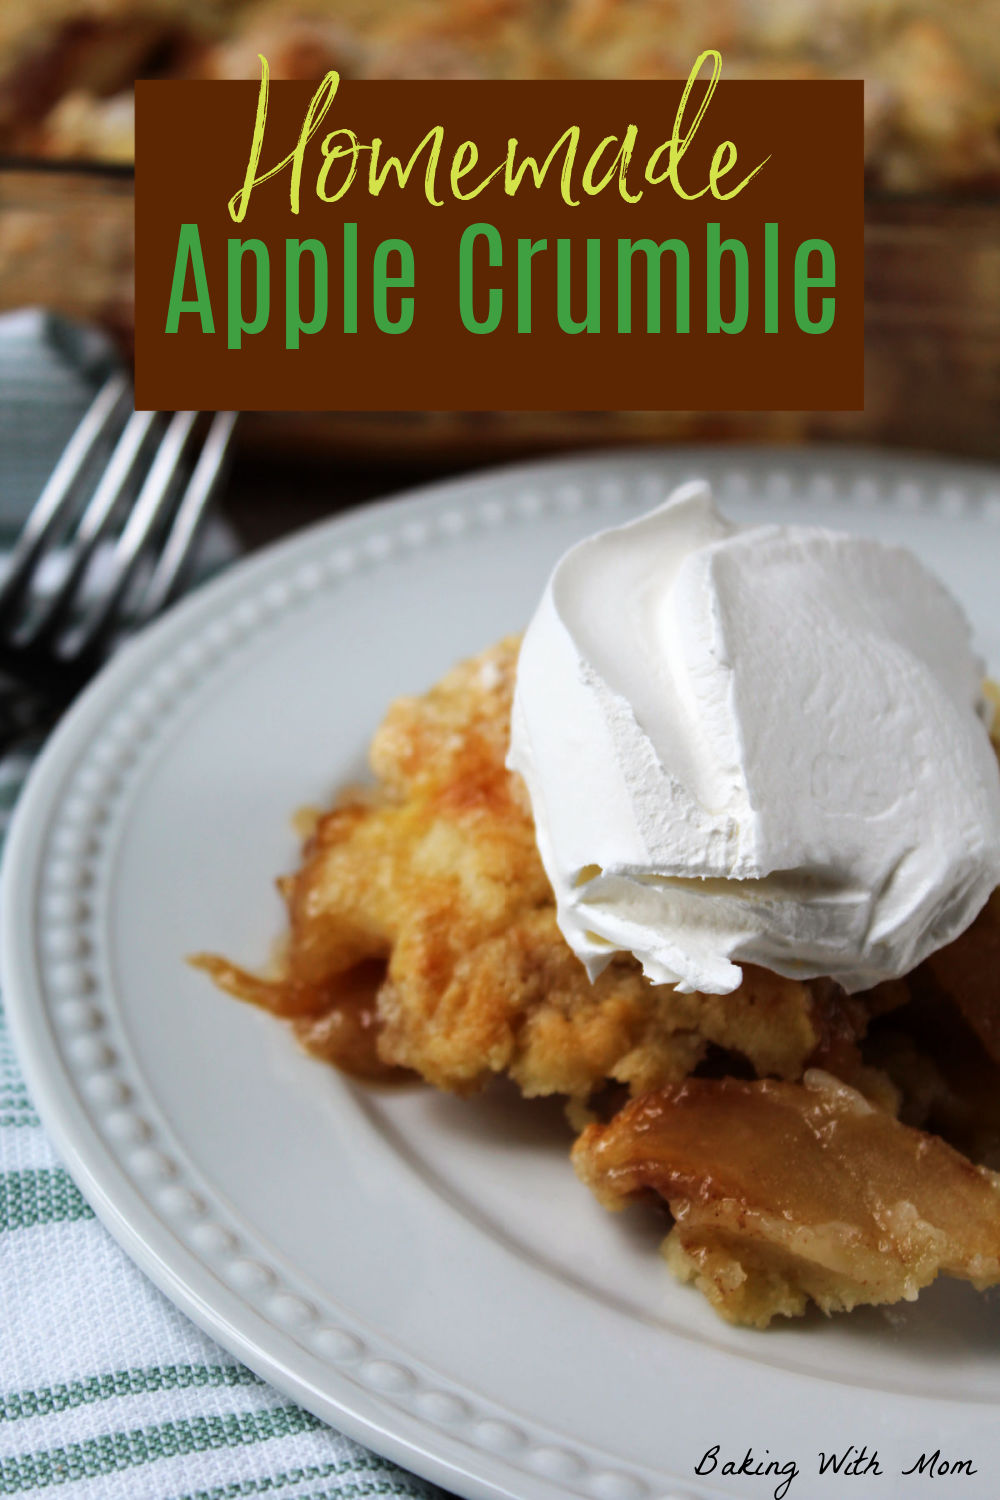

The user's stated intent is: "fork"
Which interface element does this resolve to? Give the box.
[0,374,237,743]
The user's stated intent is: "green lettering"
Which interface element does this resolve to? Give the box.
[373,239,414,334]
[459,223,502,334]
[706,223,748,334]
[227,238,269,350]
[557,238,600,334]
[516,238,547,334]
[285,239,328,350]
[343,223,358,333]
[795,239,836,333]
[165,224,214,334]
[617,238,689,333]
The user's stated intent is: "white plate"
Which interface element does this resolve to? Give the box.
[5,448,1000,1500]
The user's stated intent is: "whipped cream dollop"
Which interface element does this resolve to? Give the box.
[507,481,1000,995]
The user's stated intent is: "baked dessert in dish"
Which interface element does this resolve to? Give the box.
[197,484,1000,1330]
[3,0,1000,193]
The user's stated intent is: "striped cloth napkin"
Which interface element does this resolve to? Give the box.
[0,311,441,1500]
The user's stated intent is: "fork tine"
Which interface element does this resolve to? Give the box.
[0,372,129,623]
[25,408,159,648]
[138,411,238,621]
[70,410,199,658]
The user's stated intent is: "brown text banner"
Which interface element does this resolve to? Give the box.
[134,71,863,411]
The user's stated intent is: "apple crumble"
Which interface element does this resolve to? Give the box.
[196,637,1000,1326]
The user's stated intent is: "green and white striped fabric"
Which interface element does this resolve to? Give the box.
[0,752,441,1500]
[0,311,442,1500]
